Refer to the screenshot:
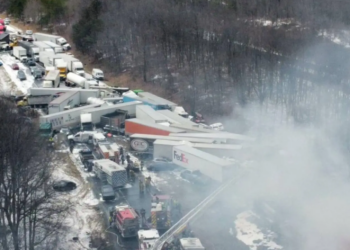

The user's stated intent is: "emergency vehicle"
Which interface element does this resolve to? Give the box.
[151,195,173,231]
[112,204,139,238]
[138,229,160,249]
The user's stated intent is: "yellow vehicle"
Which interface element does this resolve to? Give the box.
[9,39,18,49]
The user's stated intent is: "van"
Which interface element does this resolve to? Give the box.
[92,68,104,80]
[68,131,96,143]
[93,133,107,146]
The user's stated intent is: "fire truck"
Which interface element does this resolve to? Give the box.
[151,195,173,231]
[112,204,139,238]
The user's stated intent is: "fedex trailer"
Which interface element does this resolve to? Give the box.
[172,145,234,182]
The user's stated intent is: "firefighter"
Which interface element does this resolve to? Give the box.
[129,169,135,182]
[145,176,151,192]
[119,146,124,156]
[140,160,144,171]
[139,180,144,193]
[121,154,125,165]
[140,208,146,226]
[109,215,113,226]
[69,143,74,153]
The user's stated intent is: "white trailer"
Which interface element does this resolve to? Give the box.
[83,101,142,123]
[136,105,169,125]
[48,91,80,114]
[43,41,63,54]
[172,145,234,182]
[18,41,39,61]
[157,110,197,126]
[33,32,71,51]
[39,51,55,67]
[40,103,102,129]
[170,124,219,134]
[81,113,93,131]
[65,72,88,89]
[43,69,60,88]
[169,132,255,143]
[28,87,99,103]
[60,54,84,76]
[138,92,177,109]
[12,46,28,62]
[153,140,189,159]
[32,41,54,53]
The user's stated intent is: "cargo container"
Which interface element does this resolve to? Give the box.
[138,92,177,109]
[169,132,255,143]
[97,142,120,162]
[33,33,71,51]
[83,101,142,124]
[39,103,103,129]
[48,91,80,114]
[52,58,67,79]
[129,134,215,153]
[13,46,27,62]
[172,145,234,182]
[153,140,189,159]
[80,113,93,131]
[193,143,242,157]
[26,95,53,106]
[29,88,99,103]
[136,105,169,125]
[93,159,127,188]
[157,109,197,126]
[125,118,185,136]
[43,41,63,54]
[18,41,40,61]
[43,69,60,88]
[32,41,54,53]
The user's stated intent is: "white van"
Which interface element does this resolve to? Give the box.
[93,133,107,146]
[92,68,104,80]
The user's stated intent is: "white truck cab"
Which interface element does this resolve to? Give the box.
[138,229,160,249]
[92,68,104,80]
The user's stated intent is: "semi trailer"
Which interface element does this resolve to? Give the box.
[43,41,63,54]
[18,41,39,61]
[33,33,71,51]
[12,46,28,62]
[43,70,60,88]
[65,72,88,88]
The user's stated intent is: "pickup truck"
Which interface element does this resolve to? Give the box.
[79,149,95,171]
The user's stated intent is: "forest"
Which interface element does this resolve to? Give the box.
[4,0,350,141]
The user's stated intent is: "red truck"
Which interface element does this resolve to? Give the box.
[112,204,139,238]
[0,25,6,32]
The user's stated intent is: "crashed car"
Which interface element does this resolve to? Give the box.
[52,180,77,192]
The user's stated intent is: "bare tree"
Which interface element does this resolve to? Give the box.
[0,96,69,250]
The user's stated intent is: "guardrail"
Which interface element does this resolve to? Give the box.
[152,174,242,250]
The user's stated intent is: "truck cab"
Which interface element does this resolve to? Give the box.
[92,68,104,80]
[113,204,139,238]
[80,113,93,131]
[68,131,96,143]
[138,229,160,249]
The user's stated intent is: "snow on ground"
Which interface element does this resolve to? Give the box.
[5,25,23,34]
[320,30,350,48]
[235,211,283,250]
[52,152,103,250]
[0,63,17,94]
[0,53,36,94]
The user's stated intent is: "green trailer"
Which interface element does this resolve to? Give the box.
[133,89,144,95]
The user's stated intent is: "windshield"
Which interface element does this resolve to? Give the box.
[76,68,84,71]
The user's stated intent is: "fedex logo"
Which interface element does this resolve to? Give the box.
[174,151,188,163]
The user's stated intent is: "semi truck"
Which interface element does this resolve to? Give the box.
[33,33,71,51]
[97,142,120,162]
[48,91,80,114]
[32,41,54,53]
[12,46,28,63]
[60,54,84,76]
[125,118,185,136]
[52,58,67,79]
[18,41,39,61]
[111,204,139,237]
[136,105,170,125]
[65,72,88,88]
[43,70,60,88]
[43,41,63,54]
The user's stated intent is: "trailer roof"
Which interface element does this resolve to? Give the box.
[138,92,177,107]
[127,118,185,133]
[45,69,60,80]
[94,159,124,176]
[42,103,103,118]
[130,134,215,143]
[49,91,78,105]
[156,110,197,126]
[170,124,221,134]
[169,132,255,141]
[154,139,191,146]
[174,145,233,166]
[84,101,142,113]
[137,105,168,122]
[180,238,204,248]
[193,143,242,150]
